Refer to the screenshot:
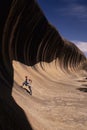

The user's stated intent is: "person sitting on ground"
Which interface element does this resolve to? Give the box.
[22,76,32,95]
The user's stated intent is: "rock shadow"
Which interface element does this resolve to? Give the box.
[77,88,87,93]
[82,84,87,87]
[0,0,32,130]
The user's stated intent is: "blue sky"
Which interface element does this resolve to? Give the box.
[37,0,87,57]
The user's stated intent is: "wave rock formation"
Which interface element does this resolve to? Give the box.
[0,0,87,130]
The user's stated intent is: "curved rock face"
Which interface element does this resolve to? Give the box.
[0,0,87,130]
[2,0,86,70]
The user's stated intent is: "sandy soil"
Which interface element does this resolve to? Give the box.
[12,60,87,130]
